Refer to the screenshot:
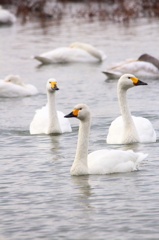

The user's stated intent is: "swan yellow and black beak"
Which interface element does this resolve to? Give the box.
[50,81,59,90]
[130,76,148,86]
[64,108,80,118]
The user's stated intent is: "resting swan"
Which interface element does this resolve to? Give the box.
[30,79,72,134]
[106,74,156,144]
[0,75,38,97]
[0,6,16,24]
[102,54,159,78]
[34,42,107,64]
[64,103,148,175]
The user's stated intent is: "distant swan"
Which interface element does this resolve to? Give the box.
[65,103,148,175]
[0,75,38,97]
[34,42,107,64]
[106,74,156,144]
[0,6,16,24]
[30,79,72,134]
[102,54,159,78]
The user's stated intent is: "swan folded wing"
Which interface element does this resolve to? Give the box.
[133,116,156,142]
[121,61,158,74]
[35,47,75,63]
[136,61,159,74]
[25,84,38,95]
[106,116,124,144]
[66,48,99,62]
[50,48,99,62]
[57,111,72,133]
[30,105,49,134]
[88,149,147,174]
[0,81,37,97]
[34,47,101,63]
[111,61,159,76]
[106,59,136,71]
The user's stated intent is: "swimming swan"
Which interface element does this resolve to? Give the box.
[0,75,38,97]
[106,74,156,144]
[0,6,16,24]
[65,104,148,175]
[34,42,107,64]
[30,79,72,134]
[102,54,159,79]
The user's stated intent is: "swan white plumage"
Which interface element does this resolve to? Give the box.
[30,79,72,134]
[34,42,107,64]
[64,103,148,175]
[0,75,38,97]
[0,6,16,24]
[107,74,156,144]
[102,54,159,78]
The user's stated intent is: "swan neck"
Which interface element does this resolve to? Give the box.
[71,118,90,175]
[81,44,103,61]
[118,87,132,121]
[47,90,61,133]
[117,85,139,143]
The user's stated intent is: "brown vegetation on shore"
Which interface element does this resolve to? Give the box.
[1,0,159,24]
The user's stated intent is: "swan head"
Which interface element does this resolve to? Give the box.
[65,103,90,121]
[46,78,59,92]
[118,73,148,90]
[4,75,23,86]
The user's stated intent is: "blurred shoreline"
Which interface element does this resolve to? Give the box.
[1,0,159,25]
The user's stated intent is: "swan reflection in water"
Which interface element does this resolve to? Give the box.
[71,175,94,211]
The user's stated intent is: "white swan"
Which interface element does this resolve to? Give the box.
[0,6,16,24]
[107,74,156,144]
[102,54,159,78]
[30,79,72,134]
[34,42,107,64]
[0,75,38,97]
[64,103,148,175]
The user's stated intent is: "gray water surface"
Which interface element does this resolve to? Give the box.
[0,17,159,240]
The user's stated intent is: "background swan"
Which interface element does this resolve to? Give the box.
[34,42,107,64]
[0,75,38,97]
[0,6,16,24]
[102,54,159,78]
[107,74,156,144]
[65,103,148,176]
[30,79,72,134]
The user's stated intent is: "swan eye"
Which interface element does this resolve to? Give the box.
[79,108,82,110]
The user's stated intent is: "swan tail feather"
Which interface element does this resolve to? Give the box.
[34,56,53,64]
[136,153,148,165]
[102,71,120,79]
